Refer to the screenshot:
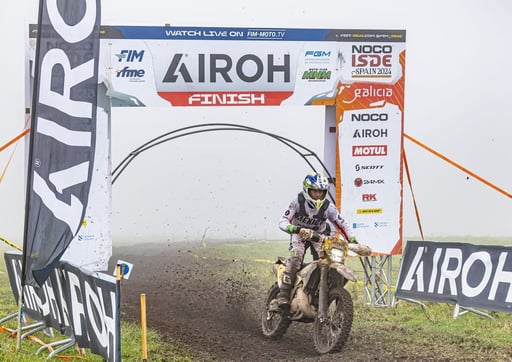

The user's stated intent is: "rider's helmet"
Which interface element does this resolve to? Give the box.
[302,172,329,209]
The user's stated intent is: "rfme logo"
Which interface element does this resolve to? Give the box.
[116,66,145,78]
[116,50,145,62]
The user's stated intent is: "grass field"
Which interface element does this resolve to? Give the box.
[0,244,192,361]
[1,237,512,361]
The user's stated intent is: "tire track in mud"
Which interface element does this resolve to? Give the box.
[112,241,459,361]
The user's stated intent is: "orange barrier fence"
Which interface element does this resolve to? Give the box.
[404,133,511,199]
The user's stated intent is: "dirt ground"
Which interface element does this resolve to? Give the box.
[111,241,462,361]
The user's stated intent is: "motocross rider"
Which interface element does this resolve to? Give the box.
[277,171,358,308]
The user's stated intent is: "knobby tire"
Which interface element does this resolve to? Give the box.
[312,287,354,354]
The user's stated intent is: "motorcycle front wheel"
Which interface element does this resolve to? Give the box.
[312,287,354,354]
[261,282,291,339]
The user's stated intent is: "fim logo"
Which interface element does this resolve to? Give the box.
[115,50,145,62]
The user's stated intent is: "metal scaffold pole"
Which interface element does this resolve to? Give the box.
[361,255,393,307]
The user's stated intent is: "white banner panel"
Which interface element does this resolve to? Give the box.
[338,104,403,254]
[97,26,405,107]
[335,45,406,255]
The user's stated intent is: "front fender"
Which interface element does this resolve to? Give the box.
[331,263,357,282]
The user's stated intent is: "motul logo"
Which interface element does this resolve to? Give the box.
[352,145,388,156]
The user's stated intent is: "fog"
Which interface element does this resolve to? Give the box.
[1,0,511,247]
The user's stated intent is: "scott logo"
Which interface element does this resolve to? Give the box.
[162,53,290,83]
[355,164,384,171]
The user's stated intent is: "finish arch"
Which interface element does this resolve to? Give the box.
[112,123,336,203]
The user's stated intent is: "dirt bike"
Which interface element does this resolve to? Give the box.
[261,230,371,354]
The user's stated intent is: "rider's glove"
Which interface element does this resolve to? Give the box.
[349,236,358,244]
[285,225,300,234]
[299,228,313,240]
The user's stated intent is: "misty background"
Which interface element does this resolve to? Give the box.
[1,0,511,247]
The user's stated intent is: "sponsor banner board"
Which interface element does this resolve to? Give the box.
[4,251,119,361]
[395,241,512,313]
[33,25,406,108]
[337,49,405,255]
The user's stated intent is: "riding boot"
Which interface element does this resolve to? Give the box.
[276,271,296,308]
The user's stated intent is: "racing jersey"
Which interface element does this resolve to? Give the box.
[279,193,355,241]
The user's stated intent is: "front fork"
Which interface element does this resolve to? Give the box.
[317,261,329,321]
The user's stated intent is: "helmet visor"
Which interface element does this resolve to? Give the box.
[308,189,327,201]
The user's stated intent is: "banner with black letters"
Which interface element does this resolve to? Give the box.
[22,0,101,287]
[395,240,512,313]
[5,251,118,361]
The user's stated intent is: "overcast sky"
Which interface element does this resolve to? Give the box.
[1,0,511,246]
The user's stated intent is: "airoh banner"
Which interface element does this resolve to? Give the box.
[395,240,512,313]
[5,252,119,361]
[90,26,405,107]
[23,0,101,286]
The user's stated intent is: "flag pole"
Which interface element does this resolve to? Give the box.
[15,290,23,350]
[115,264,123,362]
[18,0,44,351]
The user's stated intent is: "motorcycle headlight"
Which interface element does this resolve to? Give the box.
[330,248,345,263]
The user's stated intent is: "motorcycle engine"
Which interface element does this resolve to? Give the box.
[291,288,317,319]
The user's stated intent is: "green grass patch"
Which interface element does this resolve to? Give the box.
[0,251,192,361]
[1,237,512,360]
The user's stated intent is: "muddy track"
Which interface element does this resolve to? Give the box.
[111,242,465,361]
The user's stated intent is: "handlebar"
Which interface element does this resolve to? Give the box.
[299,228,372,256]
[347,243,372,257]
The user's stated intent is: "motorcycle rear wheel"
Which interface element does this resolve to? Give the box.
[312,287,353,354]
[261,282,292,339]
